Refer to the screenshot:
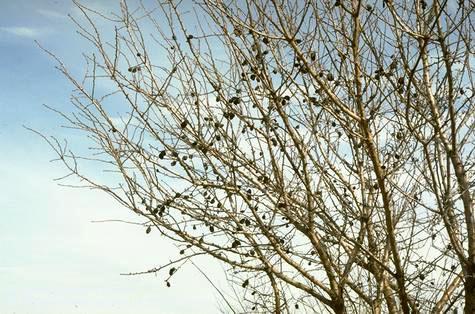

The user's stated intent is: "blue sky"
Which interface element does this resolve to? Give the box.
[0,1,230,313]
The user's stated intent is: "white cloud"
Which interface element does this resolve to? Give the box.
[0,26,43,38]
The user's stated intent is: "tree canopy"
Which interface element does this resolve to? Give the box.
[40,0,475,313]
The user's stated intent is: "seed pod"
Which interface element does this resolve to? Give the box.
[233,28,242,36]
[310,51,316,61]
[232,240,241,248]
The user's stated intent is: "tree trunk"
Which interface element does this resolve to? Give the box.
[333,299,346,314]
[465,260,475,314]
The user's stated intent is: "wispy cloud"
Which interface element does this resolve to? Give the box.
[70,1,118,19]
[0,26,43,38]
[37,8,68,19]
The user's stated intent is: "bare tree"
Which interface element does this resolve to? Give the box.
[36,0,475,312]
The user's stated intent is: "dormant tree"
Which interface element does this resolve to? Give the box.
[39,0,475,312]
